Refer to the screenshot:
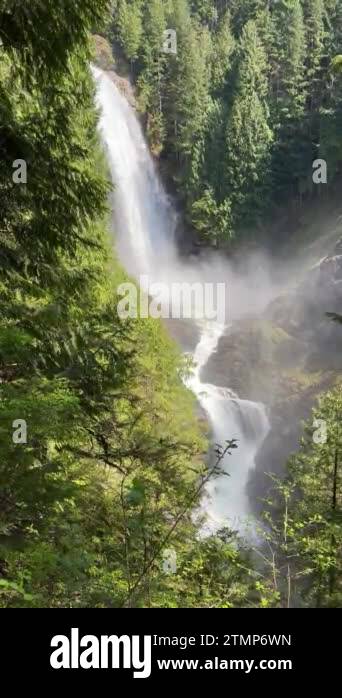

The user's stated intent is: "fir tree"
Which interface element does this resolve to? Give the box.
[224,20,273,229]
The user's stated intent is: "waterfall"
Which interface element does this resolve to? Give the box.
[92,66,270,535]
[186,323,269,535]
[91,65,177,279]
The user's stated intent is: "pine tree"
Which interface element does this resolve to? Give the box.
[276,0,307,119]
[117,0,143,64]
[224,20,273,229]
[319,1,342,180]
[269,0,310,203]
[264,387,342,608]
[163,4,212,199]
[210,10,235,93]
[137,0,167,154]
[304,0,327,110]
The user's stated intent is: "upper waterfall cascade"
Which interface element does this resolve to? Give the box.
[93,66,270,534]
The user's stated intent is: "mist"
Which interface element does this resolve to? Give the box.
[93,64,336,536]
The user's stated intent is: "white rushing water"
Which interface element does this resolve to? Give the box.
[93,66,270,534]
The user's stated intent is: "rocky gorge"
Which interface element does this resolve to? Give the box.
[203,236,342,509]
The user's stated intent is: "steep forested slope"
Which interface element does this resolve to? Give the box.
[106,0,342,245]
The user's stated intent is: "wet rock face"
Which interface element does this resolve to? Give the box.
[201,318,279,402]
[106,71,136,109]
[92,35,136,109]
[266,259,342,340]
[202,238,342,511]
[273,245,342,371]
[163,318,200,353]
[92,35,115,71]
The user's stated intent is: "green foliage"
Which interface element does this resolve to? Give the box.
[0,0,111,74]
[331,54,342,73]
[1,0,341,609]
[0,0,270,609]
[224,20,273,226]
[263,387,342,608]
[191,189,232,244]
[105,0,342,245]
[136,0,167,153]
[117,0,143,62]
